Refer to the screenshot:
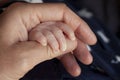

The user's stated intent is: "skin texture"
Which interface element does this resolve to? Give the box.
[29,21,76,52]
[0,2,97,80]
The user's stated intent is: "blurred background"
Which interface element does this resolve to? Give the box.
[0,0,120,80]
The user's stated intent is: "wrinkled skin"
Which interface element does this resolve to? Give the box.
[0,3,97,80]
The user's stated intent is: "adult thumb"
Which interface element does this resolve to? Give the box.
[8,38,77,79]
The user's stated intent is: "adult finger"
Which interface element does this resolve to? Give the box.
[59,53,81,77]
[7,38,77,79]
[58,40,93,77]
[7,3,97,45]
[74,39,93,64]
[35,3,97,45]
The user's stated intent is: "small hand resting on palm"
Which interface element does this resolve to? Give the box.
[29,21,76,53]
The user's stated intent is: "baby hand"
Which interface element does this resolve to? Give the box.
[29,22,76,53]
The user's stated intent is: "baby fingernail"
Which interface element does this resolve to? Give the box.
[61,45,66,51]
[42,41,47,46]
[71,34,76,40]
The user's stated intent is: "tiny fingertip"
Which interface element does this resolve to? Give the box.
[72,36,76,41]
[70,34,76,41]
[42,42,47,46]
[61,45,67,51]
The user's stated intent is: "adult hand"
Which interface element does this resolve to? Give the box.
[0,2,97,80]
